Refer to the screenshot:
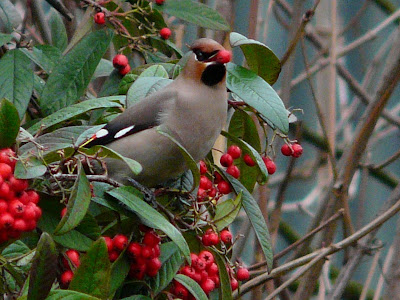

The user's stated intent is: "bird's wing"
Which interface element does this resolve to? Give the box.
[85,88,177,147]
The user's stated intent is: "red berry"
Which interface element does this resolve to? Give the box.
[23,205,36,220]
[119,64,131,76]
[8,176,28,192]
[153,244,161,257]
[217,181,231,194]
[0,212,14,229]
[181,266,196,278]
[25,219,37,231]
[213,171,223,184]
[207,263,218,276]
[160,27,171,40]
[230,277,238,290]
[146,267,159,277]
[226,165,240,178]
[220,229,233,244]
[113,234,128,251]
[292,143,303,158]
[129,262,146,280]
[0,163,12,179]
[197,187,207,201]
[33,205,42,220]
[143,231,161,247]
[262,157,277,175]
[112,54,128,69]
[194,258,206,271]
[127,242,142,259]
[0,148,16,167]
[103,236,114,252]
[13,218,27,231]
[141,245,153,258]
[220,153,233,167]
[281,144,293,156]
[173,282,189,298]
[60,270,74,287]
[199,175,212,190]
[215,49,232,64]
[227,145,241,159]
[0,230,8,243]
[243,154,255,167]
[27,190,40,204]
[108,250,119,262]
[190,253,199,267]
[236,267,250,281]
[198,250,214,266]
[207,187,217,198]
[139,224,151,232]
[8,200,24,217]
[147,257,162,271]
[210,274,220,287]
[0,200,8,213]
[202,231,219,246]
[155,0,165,5]
[94,12,105,25]
[65,249,80,268]
[18,191,30,205]
[201,278,216,294]
[61,207,67,218]
[199,160,207,175]
[0,182,10,198]
[208,232,220,245]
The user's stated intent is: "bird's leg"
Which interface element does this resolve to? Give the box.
[127,178,156,206]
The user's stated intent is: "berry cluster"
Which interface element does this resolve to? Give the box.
[104,234,129,262]
[126,229,162,279]
[60,249,80,288]
[113,54,131,76]
[94,12,106,25]
[201,228,232,246]
[171,250,250,299]
[197,160,232,202]
[0,148,41,243]
[281,143,303,158]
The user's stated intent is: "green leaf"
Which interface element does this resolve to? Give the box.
[99,70,123,97]
[21,45,62,74]
[75,213,101,240]
[80,145,142,176]
[0,49,34,118]
[126,77,172,107]
[174,274,208,300]
[226,173,273,271]
[54,162,91,235]
[0,33,12,46]
[212,251,233,300]
[27,96,124,135]
[109,254,130,295]
[157,0,230,31]
[28,232,58,300]
[139,65,169,78]
[228,110,261,192]
[226,63,289,134]
[230,32,281,85]
[0,98,19,148]
[49,9,68,51]
[0,0,22,33]
[150,242,184,295]
[93,59,114,78]
[108,187,191,263]
[40,29,114,115]
[221,130,268,185]
[46,290,101,300]
[157,127,200,192]
[214,192,242,231]
[14,157,47,179]
[69,238,111,299]
[1,240,30,258]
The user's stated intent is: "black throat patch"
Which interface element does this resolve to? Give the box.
[201,63,226,86]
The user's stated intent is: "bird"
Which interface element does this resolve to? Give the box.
[84,38,231,187]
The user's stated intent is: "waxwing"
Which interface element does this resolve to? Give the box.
[85,38,231,187]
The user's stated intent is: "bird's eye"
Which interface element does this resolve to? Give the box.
[193,49,206,61]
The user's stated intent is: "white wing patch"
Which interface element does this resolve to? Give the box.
[95,129,109,138]
[114,125,135,139]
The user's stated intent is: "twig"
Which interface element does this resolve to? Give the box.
[360,249,381,300]
[52,174,121,187]
[371,148,400,170]
[234,183,400,298]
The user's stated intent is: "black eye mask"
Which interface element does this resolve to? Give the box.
[193,49,219,62]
